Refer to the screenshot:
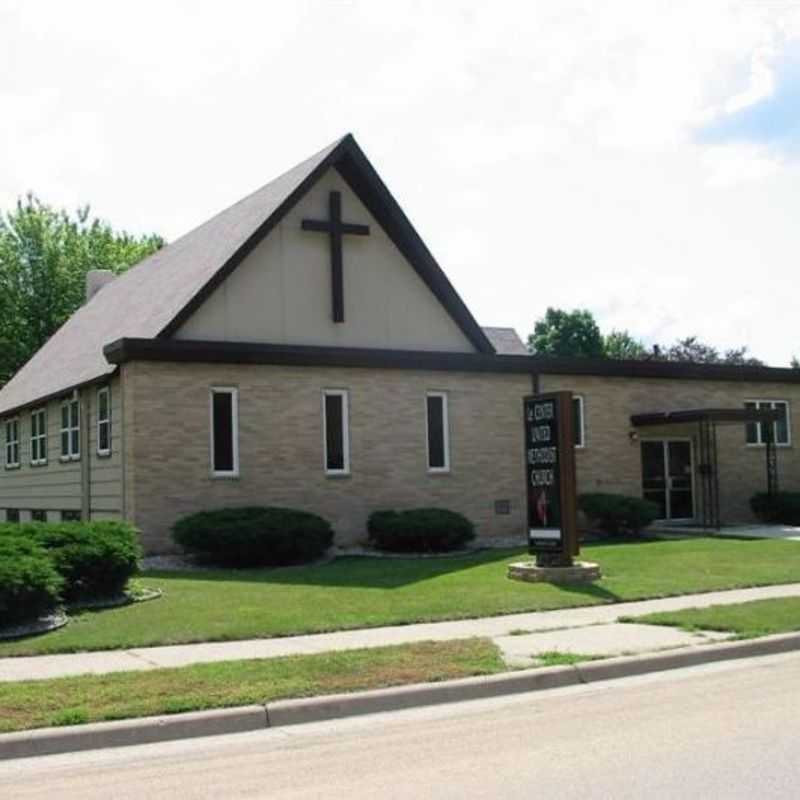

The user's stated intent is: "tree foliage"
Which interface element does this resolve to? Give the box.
[791,356,800,369]
[528,310,766,365]
[603,329,646,360]
[527,307,605,358]
[0,194,163,386]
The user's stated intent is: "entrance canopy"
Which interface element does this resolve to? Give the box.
[631,407,782,427]
[631,407,781,530]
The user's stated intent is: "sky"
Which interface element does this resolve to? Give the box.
[1,0,799,365]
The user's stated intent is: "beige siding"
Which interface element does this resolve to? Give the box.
[540,374,800,524]
[87,375,124,517]
[0,375,124,521]
[126,361,530,553]
[175,168,476,353]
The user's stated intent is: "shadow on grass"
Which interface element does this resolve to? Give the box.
[142,548,527,589]
[140,545,627,598]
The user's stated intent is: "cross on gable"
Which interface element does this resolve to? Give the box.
[301,190,370,323]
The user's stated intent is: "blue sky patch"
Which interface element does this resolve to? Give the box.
[697,46,800,155]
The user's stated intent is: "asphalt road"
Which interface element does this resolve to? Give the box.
[2,652,799,799]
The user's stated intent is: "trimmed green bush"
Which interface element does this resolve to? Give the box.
[367,508,475,553]
[26,521,141,602]
[0,535,63,626]
[750,492,800,526]
[172,507,334,567]
[578,493,659,536]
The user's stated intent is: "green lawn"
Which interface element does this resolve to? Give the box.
[629,596,800,639]
[1,537,799,657]
[0,638,504,734]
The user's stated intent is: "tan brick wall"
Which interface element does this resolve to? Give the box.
[125,362,532,553]
[540,374,800,524]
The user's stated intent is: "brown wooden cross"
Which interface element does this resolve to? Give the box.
[301,191,370,323]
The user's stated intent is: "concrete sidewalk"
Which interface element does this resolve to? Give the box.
[2,583,799,683]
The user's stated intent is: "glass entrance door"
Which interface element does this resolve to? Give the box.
[641,440,695,521]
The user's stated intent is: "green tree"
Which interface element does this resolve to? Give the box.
[603,329,646,360]
[656,336,764,366]
[0,195,163,386]
[527,307,605,358]
[791,356,799,369]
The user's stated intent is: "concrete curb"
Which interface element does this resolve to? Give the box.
[0,706,266,762]
[2,632,799,761]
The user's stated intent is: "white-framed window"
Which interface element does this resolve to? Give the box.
[323,389,350,475]
[573,395,585,448]
[60,397,80,460]
[426,392,450,472]
[4,418,20,469]
[30,408,47,465]
[97,387,111,456]
[210,387,239,477]
[745,400,791,446]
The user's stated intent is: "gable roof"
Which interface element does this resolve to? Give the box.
[0,134,494,415]
[482,327,528,355]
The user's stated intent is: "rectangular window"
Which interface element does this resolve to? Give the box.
[97,387,111,456]
[61,510,81,522]
[573,396,585,448]
[210,387,239,476]
[31,509,46,523]
[60,397,80,459]
[30,408,47,465]
[4,418,20,468]
[426,392,450,471]
[6,509,20,523]
[323,390,350,474]
[745,400,791,446]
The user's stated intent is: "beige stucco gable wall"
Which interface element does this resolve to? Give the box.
[175,168,476,353]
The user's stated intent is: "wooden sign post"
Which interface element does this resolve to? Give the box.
[524,392,579,567]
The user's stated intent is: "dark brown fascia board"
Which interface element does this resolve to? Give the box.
[104,338,531,373]
[631,408,783,427]
[533,356,800,383]
[103,338,800,384]
[157,134,496,355]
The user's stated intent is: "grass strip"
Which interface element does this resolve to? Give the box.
[0,638,505,734]
[1,537,799,657]
[535,651,602,667]
[626,597,800,639]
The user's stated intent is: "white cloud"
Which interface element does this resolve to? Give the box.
[1,0,799,365]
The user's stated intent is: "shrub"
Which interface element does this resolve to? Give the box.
[172,507,334,567]
[578,493,659,536]
[367,508,475,553]
[28,521,141,602]
[750,492,800,526]
[0,534,63,626]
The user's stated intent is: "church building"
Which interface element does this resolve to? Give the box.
[0,134,798,552]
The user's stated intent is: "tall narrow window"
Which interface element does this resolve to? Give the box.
[572,396,585,448]
[4,418,20,468]
[60,397,80,459]
[323,390,350,474]
[97,387,111,456]
[426,392,449,472]
[210,387,239,476]
[30,408,47,465]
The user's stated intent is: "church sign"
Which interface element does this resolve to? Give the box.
[524,392,579,565]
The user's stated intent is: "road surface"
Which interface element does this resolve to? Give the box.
[2,652,799,798]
